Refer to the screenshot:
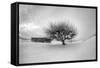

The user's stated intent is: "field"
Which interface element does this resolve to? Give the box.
[19,36,96,64]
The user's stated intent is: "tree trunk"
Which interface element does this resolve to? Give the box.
[62,40,66,45]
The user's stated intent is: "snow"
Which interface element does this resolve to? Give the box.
[19,36,96,64]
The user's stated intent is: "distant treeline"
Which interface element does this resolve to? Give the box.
[31,37,52,43]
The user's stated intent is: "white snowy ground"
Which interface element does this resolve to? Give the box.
[19,36,96,64]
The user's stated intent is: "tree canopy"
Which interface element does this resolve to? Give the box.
[45,22,77,45]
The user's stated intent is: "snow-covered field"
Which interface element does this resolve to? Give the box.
[19,36,96,64]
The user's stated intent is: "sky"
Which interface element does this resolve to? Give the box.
[19,4,96,40]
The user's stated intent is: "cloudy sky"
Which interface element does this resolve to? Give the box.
[19,4,96,39]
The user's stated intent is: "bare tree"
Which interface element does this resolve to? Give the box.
[45,22,77,45]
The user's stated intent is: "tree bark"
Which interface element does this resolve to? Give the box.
[62,40,66,45]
